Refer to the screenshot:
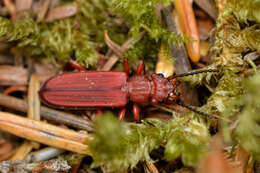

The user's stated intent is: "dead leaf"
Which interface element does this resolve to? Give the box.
[15,0,32,12]
[197,134,243,173]
[0,66,27,85]
[46,4,78,22]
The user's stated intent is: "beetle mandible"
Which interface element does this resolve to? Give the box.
[39,60,218,120]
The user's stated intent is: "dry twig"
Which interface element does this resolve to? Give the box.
[0,112,92,155]
[0,93,93,131]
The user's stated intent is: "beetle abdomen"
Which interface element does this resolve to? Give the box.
[39,72,128,108]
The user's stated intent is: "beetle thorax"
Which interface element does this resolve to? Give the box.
[127,75,152,103]
[126,74,173,104]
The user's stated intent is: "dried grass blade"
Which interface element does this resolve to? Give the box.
[174,0,200,63]
[28,74,41,120]
[11,75,41,160]
[0,112,91,155]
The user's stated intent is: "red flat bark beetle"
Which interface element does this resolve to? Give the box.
[39,60,218,120]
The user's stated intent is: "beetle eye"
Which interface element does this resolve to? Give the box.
[176,92,181,96]
[157,73,164,77]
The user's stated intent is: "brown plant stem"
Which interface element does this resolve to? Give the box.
[0,112,92,155]
[174,0,200,63]
[0,93,93,131]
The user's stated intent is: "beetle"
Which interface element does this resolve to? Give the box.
[39,60,218,120]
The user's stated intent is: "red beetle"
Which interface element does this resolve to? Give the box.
[39,60,218,120]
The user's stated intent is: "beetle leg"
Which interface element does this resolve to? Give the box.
[136,61,145,75]
[69,60,85,71]
[171,78,181,86]
[123,59,130,75]
[133,103,140,121]
[169,95,180,102]
[118,107,126,120]
[95,109,103,116]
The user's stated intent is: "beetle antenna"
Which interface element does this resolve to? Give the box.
[168,69,219,80]
[176,101,213,118]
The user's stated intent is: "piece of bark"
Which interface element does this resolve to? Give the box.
[161,8,199,106]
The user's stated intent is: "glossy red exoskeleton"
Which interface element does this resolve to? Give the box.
[39,60,218,120]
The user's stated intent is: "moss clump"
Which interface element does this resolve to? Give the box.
[89,112,210,171]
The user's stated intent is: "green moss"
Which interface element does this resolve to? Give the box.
[112,0,187,48]
[89,112,210,171]
[89,112,166,171]
[0,0,128,67]
[221,73,260,160]
[165,116,210,166]
[125,35,159,70]
[230,0,260,23]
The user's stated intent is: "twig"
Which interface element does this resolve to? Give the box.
[11,75,41,160]
[0,160,71,173]
[10,141,39,161]
[0,93,93,131]
[104,30,124,57]
[145,161,159,173]
[101,32,145,71]
[27,147,65,162]
[0,112,92,155]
